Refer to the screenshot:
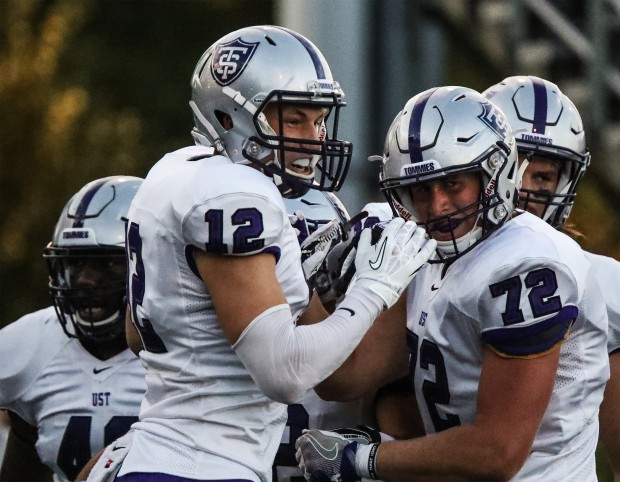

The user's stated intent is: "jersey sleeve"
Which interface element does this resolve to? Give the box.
[471,259,580,358]
[0,309,61,408]
[183,191,287,259]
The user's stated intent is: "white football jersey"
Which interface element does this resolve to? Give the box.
[583,251,620,354]
[359,202,393,225]
[406,213,609,481]
[0,306,146,482]
[121,146,309,481]
[273,392,376,482]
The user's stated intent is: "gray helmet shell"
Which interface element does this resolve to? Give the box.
[45,176,142,342]
[190,25,352,197]
[483,76,590,228]
[379,86,519,262]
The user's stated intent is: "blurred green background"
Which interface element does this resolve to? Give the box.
[0,0,275,326]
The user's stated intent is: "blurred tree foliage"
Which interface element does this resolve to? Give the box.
[0,0,272,327]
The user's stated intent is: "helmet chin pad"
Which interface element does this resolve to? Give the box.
[435,226,482,260]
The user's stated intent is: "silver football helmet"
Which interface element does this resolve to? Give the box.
[483,76,590,228]
[190,25,352,198]
[43,176,142,342]
[284,189,350,233]
[379,86,519,262]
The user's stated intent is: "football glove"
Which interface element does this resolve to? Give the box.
[289,210,311,244]
[333,425,382,445]
[295,429,363,482]
[300,218,345,282]
[313,211,370,307]
[354,217,436,310]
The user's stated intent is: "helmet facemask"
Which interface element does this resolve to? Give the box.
[45,247,127,343]
[245,89,352,198]
[482,76,590,229]
[517,146,590,229]
[384,147,513,263]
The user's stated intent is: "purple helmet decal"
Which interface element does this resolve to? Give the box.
[408,88,438,164]
[276,26,326,79]
[478,101,509,140]
[70,178,109,228]
[530,76,550,135]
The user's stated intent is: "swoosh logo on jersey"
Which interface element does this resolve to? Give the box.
[307,434,339,460]
[93,366,113,375]
[338,307,355,317]
[368,237,388,270]
[431,284,439,291]
[112,445,126,451]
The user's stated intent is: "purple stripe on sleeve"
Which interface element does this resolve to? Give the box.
[482,305,578,357]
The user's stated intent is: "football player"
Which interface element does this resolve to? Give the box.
[0,176,146,482]
[296,86,609,481]
[113,25,435,482]
[483,75,620,481]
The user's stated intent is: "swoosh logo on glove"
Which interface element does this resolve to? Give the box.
[307,433,339,460]
[369,237,388,270]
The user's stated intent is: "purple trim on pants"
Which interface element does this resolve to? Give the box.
[115,473,253,482]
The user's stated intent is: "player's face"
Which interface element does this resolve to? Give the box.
[407,172,482,242]
[519,155,561,218]
[263,103,328,177]
[69,258,126,321]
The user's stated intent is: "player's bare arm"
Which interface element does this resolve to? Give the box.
[0,411,53,482]
[314,293,410,402]
[194,250,285,344]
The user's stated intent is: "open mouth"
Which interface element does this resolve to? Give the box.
[77,305,113,323]
[289,157,316,178]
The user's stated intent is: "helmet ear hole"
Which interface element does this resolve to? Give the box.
[215,111,233,130]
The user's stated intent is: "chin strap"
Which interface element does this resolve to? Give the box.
[435,225,482,259]
[189,101,226,155]
[516,154,530,191]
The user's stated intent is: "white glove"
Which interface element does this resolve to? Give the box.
[85,430,133,482]
[354,217,436,310]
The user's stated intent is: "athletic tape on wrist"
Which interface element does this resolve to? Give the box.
[356,442,380,480]
[368,443,379,479]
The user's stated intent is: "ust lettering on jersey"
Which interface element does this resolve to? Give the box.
[92,392,111,406]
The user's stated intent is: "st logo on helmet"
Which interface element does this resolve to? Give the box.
[478,101,509,139]
[211,38,259,86]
